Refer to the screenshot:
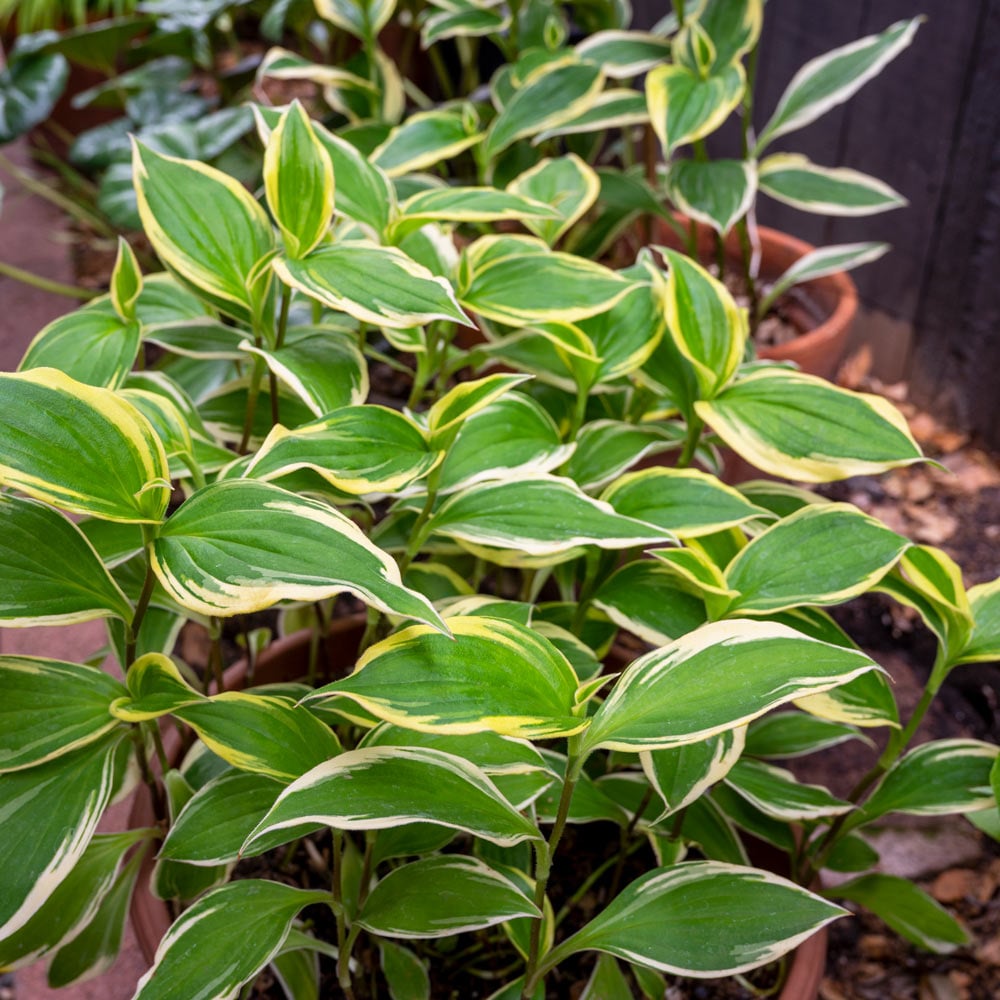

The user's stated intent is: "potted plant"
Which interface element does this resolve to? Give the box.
[0,90,997,999]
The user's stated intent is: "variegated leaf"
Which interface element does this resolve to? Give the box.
[543,861,845,977]
[744,712,871,759]
[263,101,334,259]
[243,746,540,856]
[759,154,906,216]
[391,186,557,241]
[755,18,922,151]
[0,655,126,772]
[19,299,140,389]
[150,479,443,626]
[506,154,600,246]
[372,107,482,176]
[132,141,274,324]
[428,476,671,557]
[0,368,170,523]
[668,159,756,234]
[575,30,673,78]
[565,421,682,492]
[0,495,134,627]
[646,63,745,156]
[358,856,540,938]
[724,759,853,821]
[641,729,746,818]
[603,468,770,538]
[0,733,130,940]
[959,578,1000,665]
[697,368,923,482]
[309,616,583,740]
[245,406,438,496]
[580,619,880,754]
[722,503,909,614]
[133,881,329,1000]
[275,243,470,329]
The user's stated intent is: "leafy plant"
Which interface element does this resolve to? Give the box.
[1,39,996,1000]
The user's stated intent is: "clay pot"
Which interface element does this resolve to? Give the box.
[128,613,367,964]
[653,216,859,380]
[130,618,826,999]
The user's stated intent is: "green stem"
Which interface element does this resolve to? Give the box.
[125,531,158,667]
[238,354,268,454]
[522,752,582,999]
[426,44,456,100]
[0,259,95,300]
[332,831,349,979]
[608,785,654,899]
[554,840,644,927]
[676,413,704,468]
[569,550,601,635]
[130,725,168,827]
[671,0,686,24]
[802,648,950,882]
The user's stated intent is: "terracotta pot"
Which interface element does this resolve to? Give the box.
[128,613,367,964]
[654,216,858,380]
[130,619,826,998]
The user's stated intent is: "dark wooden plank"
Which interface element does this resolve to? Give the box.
[908,0,1000,447]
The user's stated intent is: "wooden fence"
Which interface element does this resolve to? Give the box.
[634,0,1000,449]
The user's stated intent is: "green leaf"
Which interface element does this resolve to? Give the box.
[47,846,146,988]
[659,248,747,398]
[580,953,633,999]
[956,577,1000,665]
[422,4,509,46]
[830,874,968,953]
[271,946,319,1000]
[710,784,796,852]
[580,619,880,754]
[264,102,335,259]
[533,89,649,143]
[484,58,605,160]
[134,881,328,1000]
[876,545,974,657]
[151,479,443,626]
[243,746,541,856]
[246,406,438,496]
[593,560,707,646]
[110,238,143,322]
[426,373,531,441]
[506,154,600,246]
[0,368,170,523]
[379,940,430,1000]
[428,476,670,558]
[175,694,342,782]
[745,712,871,759]
[697,368,924,483]
[0,733,129,939]
[859,739,1000,822]
[160,770,282,865]
[372,107,482,176]
[645,63,745,156]
[459,235,632,326]
[696,0,762,69]
[679,795,748,864]
[565,421,682,492]
[546,861,845,976]
[311,616,582,740]
[275,243,470,329]
[0,495,134,628]
[723,503,908,614]
[315,0,396,40]
[725,759,853,821]
[19,298,140,389]
[132,141,275,324]
[604,468,769,538]
[391,186,557,240]
[315,121,396,234]
[759,153,906,216]
[824,833,879,873]
[575,30,673,78]
[759,242,889,317]
[668,159,756,234]
[0,830,149,971]
[641,729,745,817]
[0,48,67,143]
[240,326,368,418]
[144,320,248,360]
[359,856,539,938]
[0,654,126,772]
[437,393,570,494]
[755,18,922,152]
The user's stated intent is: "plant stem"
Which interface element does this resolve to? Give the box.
[676,413,704,468]
[332,831,349,984]
[125,533,158,667]
[0,259,95,299]
[238,354,268,454]
[522,753,581,999]
[608,785,655,898]
[802,647,950,882]
[130,725,168,827]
